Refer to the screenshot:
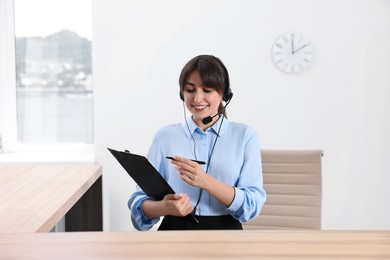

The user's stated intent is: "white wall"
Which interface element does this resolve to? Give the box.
[92,0,390,231]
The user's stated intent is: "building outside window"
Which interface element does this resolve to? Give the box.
[0,0,93,152]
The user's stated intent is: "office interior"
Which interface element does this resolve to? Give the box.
[1,0,390,234]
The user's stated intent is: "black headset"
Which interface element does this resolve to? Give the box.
[179,56,233,102]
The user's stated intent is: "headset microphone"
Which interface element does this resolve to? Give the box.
[201,115,216,125]
[202,93,233,125]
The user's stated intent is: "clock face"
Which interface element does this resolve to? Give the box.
[271,32,313,74]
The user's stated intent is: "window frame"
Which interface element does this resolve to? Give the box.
[0,0,93,154]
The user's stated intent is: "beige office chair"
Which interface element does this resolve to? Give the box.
[244,150,323,230]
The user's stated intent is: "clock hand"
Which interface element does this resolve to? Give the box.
[293,43,309,54]
[291,38,294,54]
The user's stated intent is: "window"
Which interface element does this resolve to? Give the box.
[0,0,93,153]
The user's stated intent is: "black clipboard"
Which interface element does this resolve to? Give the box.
[107,147,198,223]
[107,147,174,201]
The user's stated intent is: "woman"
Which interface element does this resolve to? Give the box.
[128,55,266,230]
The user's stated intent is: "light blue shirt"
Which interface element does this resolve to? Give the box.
[128,116,266,231]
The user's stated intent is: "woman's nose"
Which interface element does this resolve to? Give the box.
[193,90,204,102]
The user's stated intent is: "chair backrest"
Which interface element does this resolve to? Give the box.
[244,149,323,230]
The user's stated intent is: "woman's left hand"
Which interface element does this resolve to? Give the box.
[169,156,209,189]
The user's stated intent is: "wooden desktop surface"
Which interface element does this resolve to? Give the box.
[0,230,389,259]
[0,165,102,233]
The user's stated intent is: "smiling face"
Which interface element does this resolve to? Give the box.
[183,70,223,129]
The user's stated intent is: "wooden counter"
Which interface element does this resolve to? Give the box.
[0,230,389,259]
[0,165,102,233]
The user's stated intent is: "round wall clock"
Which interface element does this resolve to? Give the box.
[271,32,313,74]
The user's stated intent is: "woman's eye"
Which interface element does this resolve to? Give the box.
[203,88,213,93]
[185,89,194,93]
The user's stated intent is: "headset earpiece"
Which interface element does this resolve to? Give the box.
[214,56,232,102]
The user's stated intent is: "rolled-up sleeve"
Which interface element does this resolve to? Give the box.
[128,188,160,231]
[226,131,266,222]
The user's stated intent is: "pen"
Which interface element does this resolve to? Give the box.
[166,156,206,165]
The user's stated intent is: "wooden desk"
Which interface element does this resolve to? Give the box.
[0,165,102,233]
[0,230,389,259]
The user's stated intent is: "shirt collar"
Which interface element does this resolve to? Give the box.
[182,115,229,138]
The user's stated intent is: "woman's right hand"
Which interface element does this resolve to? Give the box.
[162,193,193,217]
[142,193,193,219]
